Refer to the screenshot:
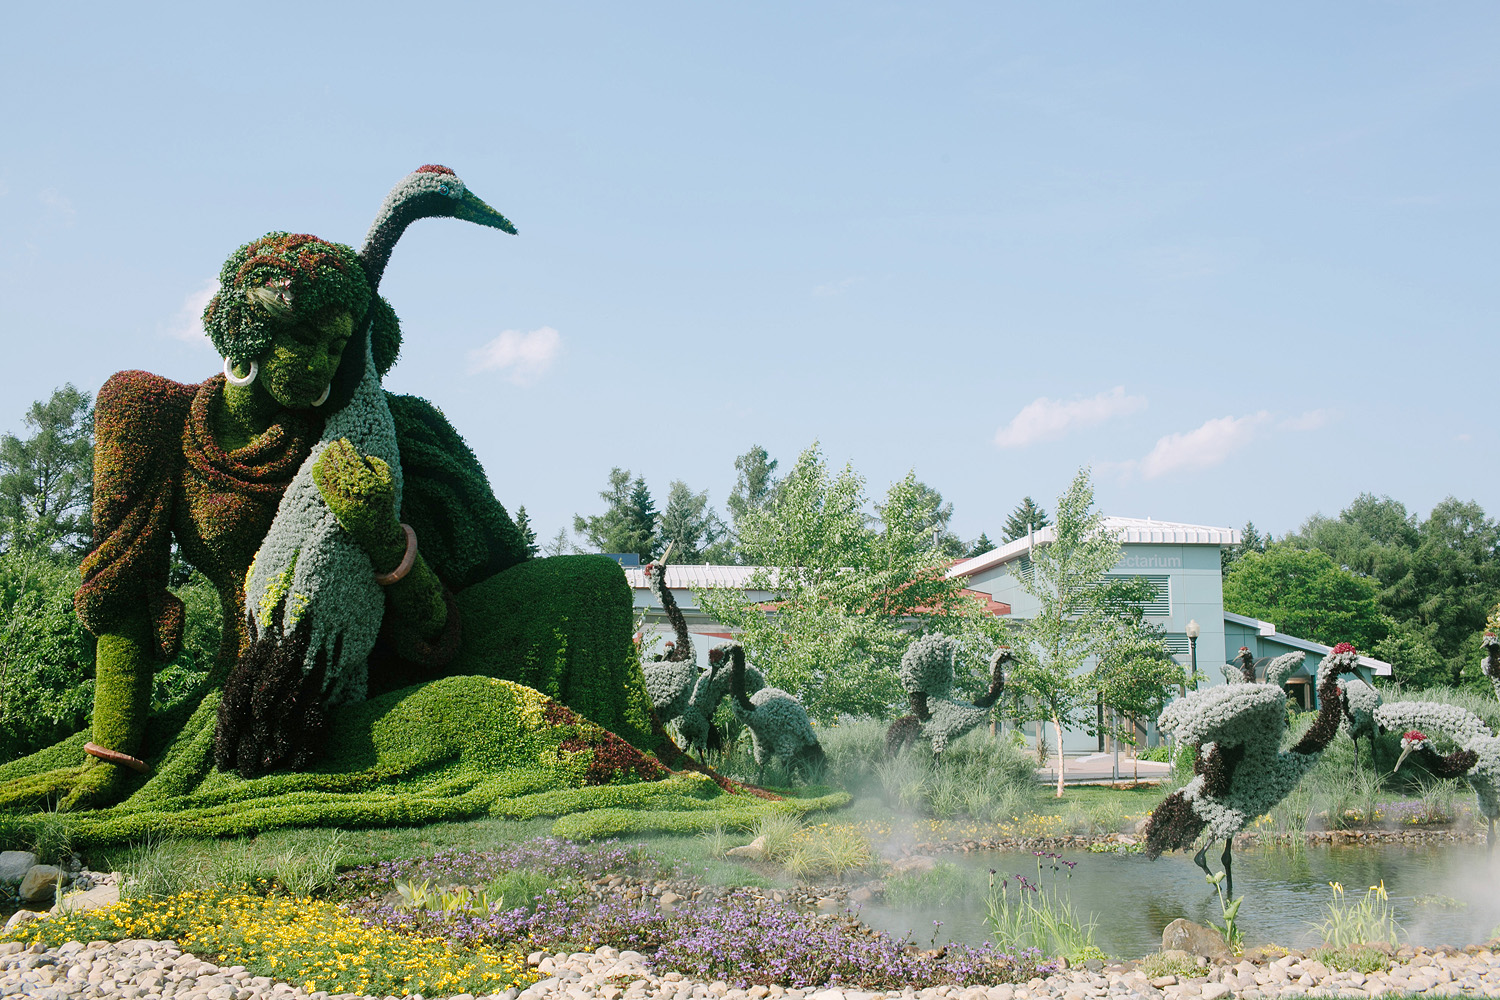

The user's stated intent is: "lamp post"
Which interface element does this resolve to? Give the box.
[1186,619,1200,692]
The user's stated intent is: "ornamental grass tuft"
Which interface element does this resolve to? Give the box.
[1,890,534,997]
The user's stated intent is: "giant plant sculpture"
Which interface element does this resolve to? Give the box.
[215,167,516,775]
[1144,643,1365,898]
[724,643,825,783]
[885,635,1009,756]
[640,544,699,726]
[675,645,765,760]
[1482,631,1500,704]
[1375,700,1500,854]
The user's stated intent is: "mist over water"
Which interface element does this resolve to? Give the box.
[858,842,1500,957]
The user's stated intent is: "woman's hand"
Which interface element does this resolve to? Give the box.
[313,438,407,570]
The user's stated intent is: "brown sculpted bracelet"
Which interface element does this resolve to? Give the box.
[375,523,418,586]
[84,742,152,774]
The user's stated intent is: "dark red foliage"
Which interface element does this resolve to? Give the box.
[1419,746,1480,779]
[416,164,457,175]
[544,701,666,785]
[1143,789,1206,859]
[1200,743,1245,800]
[1330,642,1358,655]
[1290,649,1363,755]
[885,714,920,755]
[214,607,328,777]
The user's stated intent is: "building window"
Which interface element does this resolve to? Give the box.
[1096,574,1171,616]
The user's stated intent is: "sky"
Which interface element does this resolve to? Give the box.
[2,3,1496,550]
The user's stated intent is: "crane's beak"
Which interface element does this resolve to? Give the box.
[454,189,518,234]
[659,541,676,566]
[1394,745,1413,772]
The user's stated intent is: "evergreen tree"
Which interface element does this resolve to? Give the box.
[727,446,778,530]
[544,527,572,558]
[657,480,727,564]
[573,468,659,562]
[514,505,539,558]
[0,384,94,555]
[1001,497,1050,543]
[1221,519,1269,571]
[966,532,997,558]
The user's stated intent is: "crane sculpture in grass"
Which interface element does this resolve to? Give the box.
[1375,700,1500,856]
[719,642,825,783]
[1144,643,1366,898]
[639,543,701,728]
[885,635,1010,756]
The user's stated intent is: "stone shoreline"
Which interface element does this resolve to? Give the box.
[917,824,1487,856]
[8,938,1500,1000]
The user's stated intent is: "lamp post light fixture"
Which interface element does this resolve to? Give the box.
[1186,619,1201,692]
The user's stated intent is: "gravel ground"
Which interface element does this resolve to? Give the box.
[8,938,1500,1000]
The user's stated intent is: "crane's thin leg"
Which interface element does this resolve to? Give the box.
[1192,843,1212,882]
[1221,840,1234,901]
[1488,817,1494,858]
[1351,736,1360,775]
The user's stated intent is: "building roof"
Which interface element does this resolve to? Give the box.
[947,516,1243,580]
[621,564,768,589]
[1223,611,1393,676]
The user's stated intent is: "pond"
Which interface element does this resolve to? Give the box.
[858,842,1500,957]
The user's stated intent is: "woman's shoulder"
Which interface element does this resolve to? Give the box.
[95,370,202,435]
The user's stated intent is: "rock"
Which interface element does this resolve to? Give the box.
[659,891,683,914]
[890,855,936,875]
[4,908,42,932]
[847,887,874,905]
[0,850,38,884]
[1161,918,1232,962]
[726,836,769,860]
[53,880,119,914]
[1134,817,1152,835]
[19,865,64,905]
[1200,984,1230,1000]
[815,897,839,913]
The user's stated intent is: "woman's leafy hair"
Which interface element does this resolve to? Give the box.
[203,232,372,367]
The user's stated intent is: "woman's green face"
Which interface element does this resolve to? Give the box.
[260,310,354,408]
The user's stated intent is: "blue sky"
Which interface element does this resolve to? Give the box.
[2,3,1495,549]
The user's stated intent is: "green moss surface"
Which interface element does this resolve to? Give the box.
[0,675,843,848]
[452,555,656,751]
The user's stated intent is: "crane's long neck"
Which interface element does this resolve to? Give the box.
[652,570,692,662]
[360,194,439,292]
[972,652,1008,710]
[1416,744,1480,779]
[1484,641,1500,699]
[1236,653,1255,684]
[1289,658,1362,756]
[730,646,754,712]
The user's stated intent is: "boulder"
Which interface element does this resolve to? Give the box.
[726,835,768,860]
[1161,918,1232,961]
[890,855,937,875]
[0,850,38,885]
[657,891,683,914]
[19,865,65,905]
[54,881,120,915]
[3,908,41,932]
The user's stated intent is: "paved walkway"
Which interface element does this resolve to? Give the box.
[1034,752,1172,786]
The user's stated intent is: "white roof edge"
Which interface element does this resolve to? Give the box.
[1261,631,1393,677]
[950,516,1243,579]
[1223,611,1277,636]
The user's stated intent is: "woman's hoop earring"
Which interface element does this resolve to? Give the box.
[223,357,258,387]
[311,384,331,407]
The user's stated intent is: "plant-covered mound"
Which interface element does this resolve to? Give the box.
[0,675,847,847]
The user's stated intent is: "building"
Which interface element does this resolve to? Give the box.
[624,515,1389,752]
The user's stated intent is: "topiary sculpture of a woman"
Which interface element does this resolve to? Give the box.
[1,167,659,814]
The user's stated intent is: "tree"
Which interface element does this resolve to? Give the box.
[657,480,728,564]
[1221,520,1269,571]
[966,532,997,558]
[1002,497,1049,543]
[1221,543,1390,653]
[514,505,539,559]
[0,385,94,555]
[698,445,1002,721]
[573,467,660,561]
[726,446,778,529]
[1291,494,1500,687]
[1003,468,1159,796]
[544,527,572,558]
[1094,624,1177,781]
[875,479,964,559]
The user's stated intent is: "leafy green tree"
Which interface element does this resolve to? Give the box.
[1094,624,1177,781]
[0,385,94,555]
[1001,497,1049,543]
[726,445,778,529]
[0,550,94,762]
[1221,520,1269,571]
[544,527,571,558]
[875,479,964,559]
[657,480,728,564]
[1372,619,1448,690]
[698,446,1001,721]
[573,468,660,562]
[1222,543,1390,652]
[1292,494,1499,687]
[1003,468,1159,796]
[514,505,539,558]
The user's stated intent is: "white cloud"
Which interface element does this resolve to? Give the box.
[1139,412,1270,480]
[467,326,561,384]
[39,188,76,225]
[812,276,864,297]
[1278,409,1331,432]
[993,386,1147,448]
[165,279,219,349]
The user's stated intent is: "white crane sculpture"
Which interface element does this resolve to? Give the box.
[1375,700,1499,855]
